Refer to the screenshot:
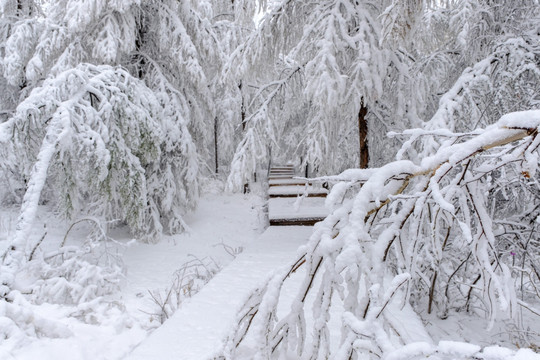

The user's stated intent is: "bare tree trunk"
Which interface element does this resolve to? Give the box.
[239,81,246,130]
[134,9,147,79]
[16,0,27,16]
[214,117,219,174]
[358,99,369,169]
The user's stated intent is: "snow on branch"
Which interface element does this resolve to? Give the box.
[225,110,540,358]
[415,37,540,158]
[226,66,303,190]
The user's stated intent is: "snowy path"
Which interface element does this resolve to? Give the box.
[125,226,312,360]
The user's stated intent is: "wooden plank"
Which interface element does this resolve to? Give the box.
[268,185,327,198]
[269,175,294,180]
[269,192,327,198]
[269,182,312,187]
[269,185,326,193]
[269,178,311,186]
[269,217,324,226]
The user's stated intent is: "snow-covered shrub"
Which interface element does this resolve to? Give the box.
[25,225,126,306]
[0,218,133,349]
[0,290,73,350]
[29,251,122,305]
[147,255,220,324]
[225,110,540,358]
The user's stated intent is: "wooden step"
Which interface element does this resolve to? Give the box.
[269,185,327,198]
[267,164,327,227]
[269,174,295,178]
[269,181,312,187]
[269,178,312,186]
[270,167,294,171]
[269,217,325,226]
[269,171,295,175]
[269,192,327,198]
[269,175,294,180]
[268,197,329,225]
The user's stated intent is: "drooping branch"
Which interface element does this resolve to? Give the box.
[225,110,540,359]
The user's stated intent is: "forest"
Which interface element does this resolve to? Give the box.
[0,0,539,359]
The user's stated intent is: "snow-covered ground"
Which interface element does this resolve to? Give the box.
[1,179,539,359]
[128,226,313,360]
[0,180,264,360]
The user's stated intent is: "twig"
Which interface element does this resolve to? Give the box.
[28,231,47,261]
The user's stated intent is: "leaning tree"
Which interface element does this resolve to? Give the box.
[225,109,540,359]
[0,0,226,248]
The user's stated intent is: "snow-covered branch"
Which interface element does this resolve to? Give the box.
[226,110,540,358]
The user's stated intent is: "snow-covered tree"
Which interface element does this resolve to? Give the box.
[225,0,430,190]
[226,110,540,358]
[0,0,231,244]
[0,0,227,346]
[405,0,540,161]
[0,0,39,123]
[225,0,540,189]
[206,0,257,175]
[0,65,160,296]
[0,0,227,303]
[222,1,540,356]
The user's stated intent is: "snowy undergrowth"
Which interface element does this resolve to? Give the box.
[233,263,539,359]
[0,183,263,359]
[0,208,136,360]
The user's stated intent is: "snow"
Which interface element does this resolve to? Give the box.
[498,110,540,129]
[0,191,262,360]
[268,185,327,196]
[268,197,329,220]
[1,0,539,357]
[437,340,481,356]
[122,192,261,305]
[384,302,432,344]
[126,226,313,360]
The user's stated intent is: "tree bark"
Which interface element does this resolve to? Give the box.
[239,81,246,130]
[135,12,147,79]
[214,117,219,174]
[358,99,369,169]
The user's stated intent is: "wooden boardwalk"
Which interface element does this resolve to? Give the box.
[126,227,313,360]
[126,166,330,359]
[268,165,329,226]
